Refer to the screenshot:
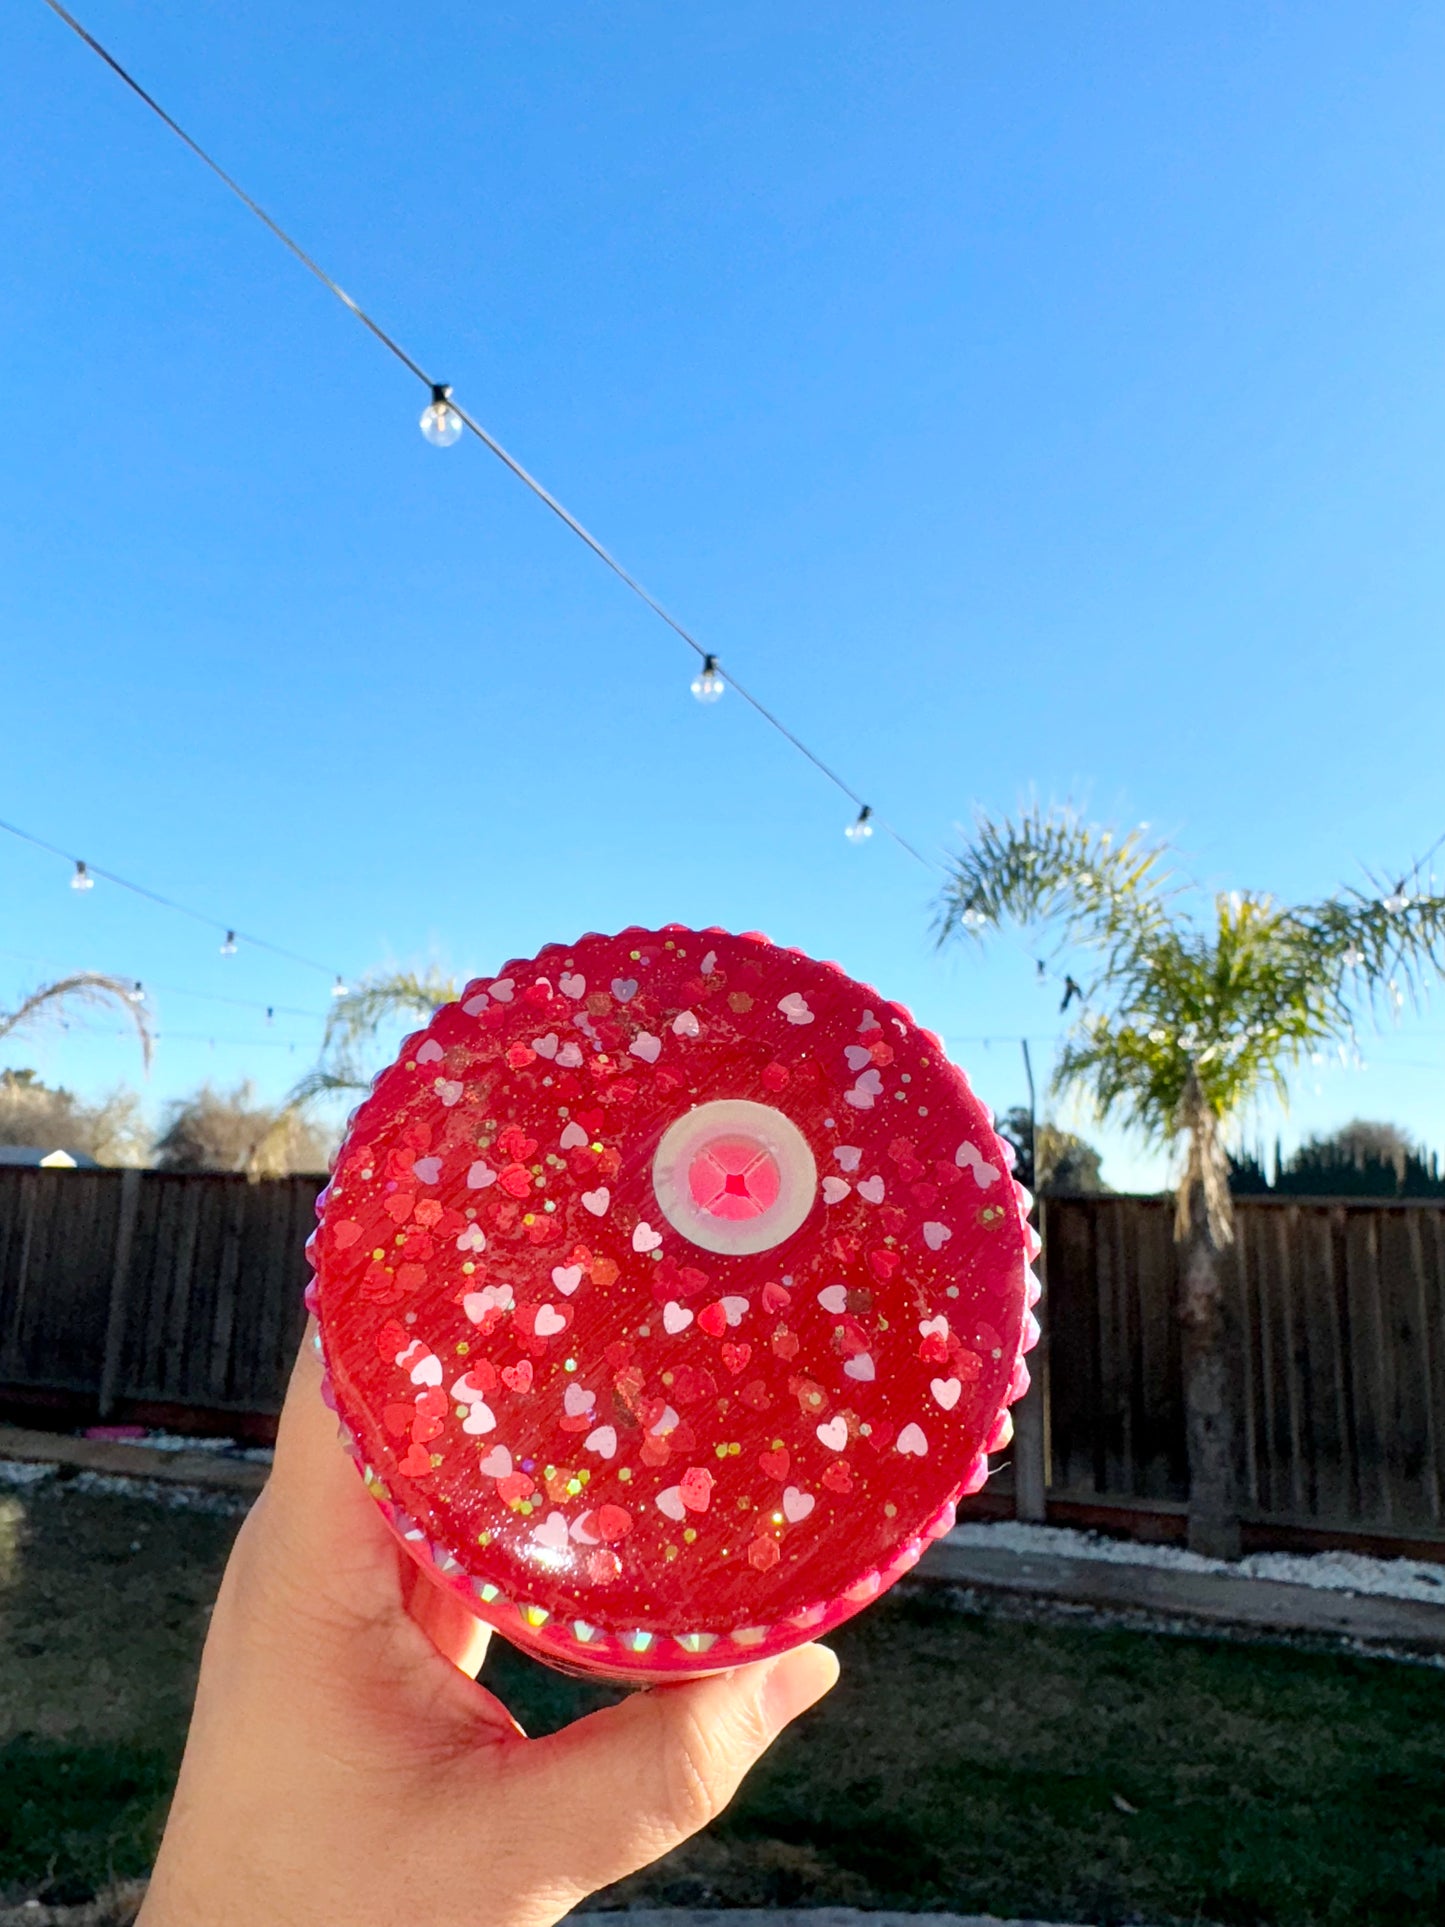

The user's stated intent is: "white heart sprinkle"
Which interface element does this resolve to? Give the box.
[783,1485,815,1522]
[857,1175,886,1204]
[532,1032,559,1060]
[569,1511,600,1544]
[649,1404,680,1437]
[563,1382,596,1417]
[633,1220,663,1253]
[479,1445,512,1478]
[533,1510,569,1551]
[897,1422,928,1457]
[672,1009,701,1037]
[461,992,489,1016]
[844,1043,872,1072]
[858,1009,876,1032]
[559,972,586,999]
[555,1041,584,1067]
[816,1416,849,1452]
[611,977,638,1002]
[489,978,515,1003]
[455,1224,487,1253]
[581,1187,610,1216]
[956,1140,1002,1187]
[720,1295,748,1326]
[822,1176,851,1204]
[844,1354,876,1381]
[629,1031,662,1064]
[778,992,814,1026]
[923,1221,952,1251]
[930,1377,962,1410]
[435,1078,463,1107]
[411,1156,442,1184]
[817,1284,849,1314]
[534,1305,567,1338]
[559,1122,588,1151]
[450,1372,492,1403]
[409,1355,442,1389]
[833,1145,862,1172]
[416,1039,444,1065]
[663,1301,693,1334]
[845,1068,883,1110]
[466,1160,497,1189]
[656,1486,686,1521]
[462,1283,513,1323]
[701,949,717,974]
[584,1425,617,1460]
[462,1401,496,1435]
[551,1264,583,1296]
[919,1314,950,1341]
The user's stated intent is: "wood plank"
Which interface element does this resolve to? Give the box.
[97,1169,143,1417]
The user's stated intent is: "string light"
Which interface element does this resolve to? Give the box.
[332,975,349,999]
[419,383,463,448]
[38,1,936,873]
[1342,945,1365,969]
[690,654,724,704]
[844,805,874,844]
[0,817,346,981]
[219,929,238,956]
[1383,884,1410,915]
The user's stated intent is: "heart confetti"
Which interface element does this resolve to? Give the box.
[310,923,1031,1686]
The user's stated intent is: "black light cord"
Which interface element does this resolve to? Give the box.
[39,0,936,873]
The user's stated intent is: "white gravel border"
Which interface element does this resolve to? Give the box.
[951,1519,1445,1606]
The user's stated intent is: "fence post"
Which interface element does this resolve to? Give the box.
[1013,1196,1049,1522]
[97,1168,142,1420]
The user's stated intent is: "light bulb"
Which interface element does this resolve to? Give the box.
[129,981,146,1004]
[691,654,724,703]
[332,975,349,999]
[420,383,463,447]
[844,805,874,844]
[71,860,94,891]
[961,904,989,930]
[1383,890,1409,915]
[220,930,238,956]
[1342,945,1364,969]
[265,1006,275,1026]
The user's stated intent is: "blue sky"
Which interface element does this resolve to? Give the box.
[2,1,1442,1185]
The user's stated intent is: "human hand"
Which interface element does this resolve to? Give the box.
[138,1329,839,1927]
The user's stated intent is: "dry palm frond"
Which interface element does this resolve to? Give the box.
[0,973,154,1070]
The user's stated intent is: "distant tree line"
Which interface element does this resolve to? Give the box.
[0,1070,334,1177]
[1230,1119,1445,1200]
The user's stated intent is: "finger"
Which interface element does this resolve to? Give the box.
[249,1323,406,1622]
[499,1644,839,1907]
[401,1556,495,1681]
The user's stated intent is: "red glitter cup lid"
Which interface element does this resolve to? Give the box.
[310,927,1039,1681]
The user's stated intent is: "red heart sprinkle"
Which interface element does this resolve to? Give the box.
[399,1442,434,1478]
[762,1281,792,1314]
[381,1402,412,1438]
[720,1342,752,1375]
[497,1472,535,1504]
[501,1359,534,1393]
[822,1460,855,1494]
[697,1302,728,1338]
[759,1448,790,1481]
[375,1320,409,1359]
[739,1378,771,1410]
[414,1385,448,1419]
[410,1412,443,1444]
[595,1504,633,1542]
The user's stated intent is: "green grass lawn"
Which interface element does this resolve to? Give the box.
[3,1472,1445,1923]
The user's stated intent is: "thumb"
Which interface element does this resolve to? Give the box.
[500,1643,839,1913]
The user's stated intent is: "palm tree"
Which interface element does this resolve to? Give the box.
[288,968,457,1108]
[938,806,1445,1557]
[0,972,154,1070]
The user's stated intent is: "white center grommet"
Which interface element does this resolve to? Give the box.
[651,1099,818,1256]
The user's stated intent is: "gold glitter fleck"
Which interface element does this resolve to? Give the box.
[683,1527,697,1543]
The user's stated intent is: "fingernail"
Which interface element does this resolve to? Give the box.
[761,1643,840,1734]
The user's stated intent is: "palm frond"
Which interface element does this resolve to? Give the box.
[320,969,458,1054]
[0,974,154,1071]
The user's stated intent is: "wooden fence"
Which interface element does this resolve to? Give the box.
[1041,1193,1445,1542]
[3,1169,1445,1549]
[0,1166,320,1433]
